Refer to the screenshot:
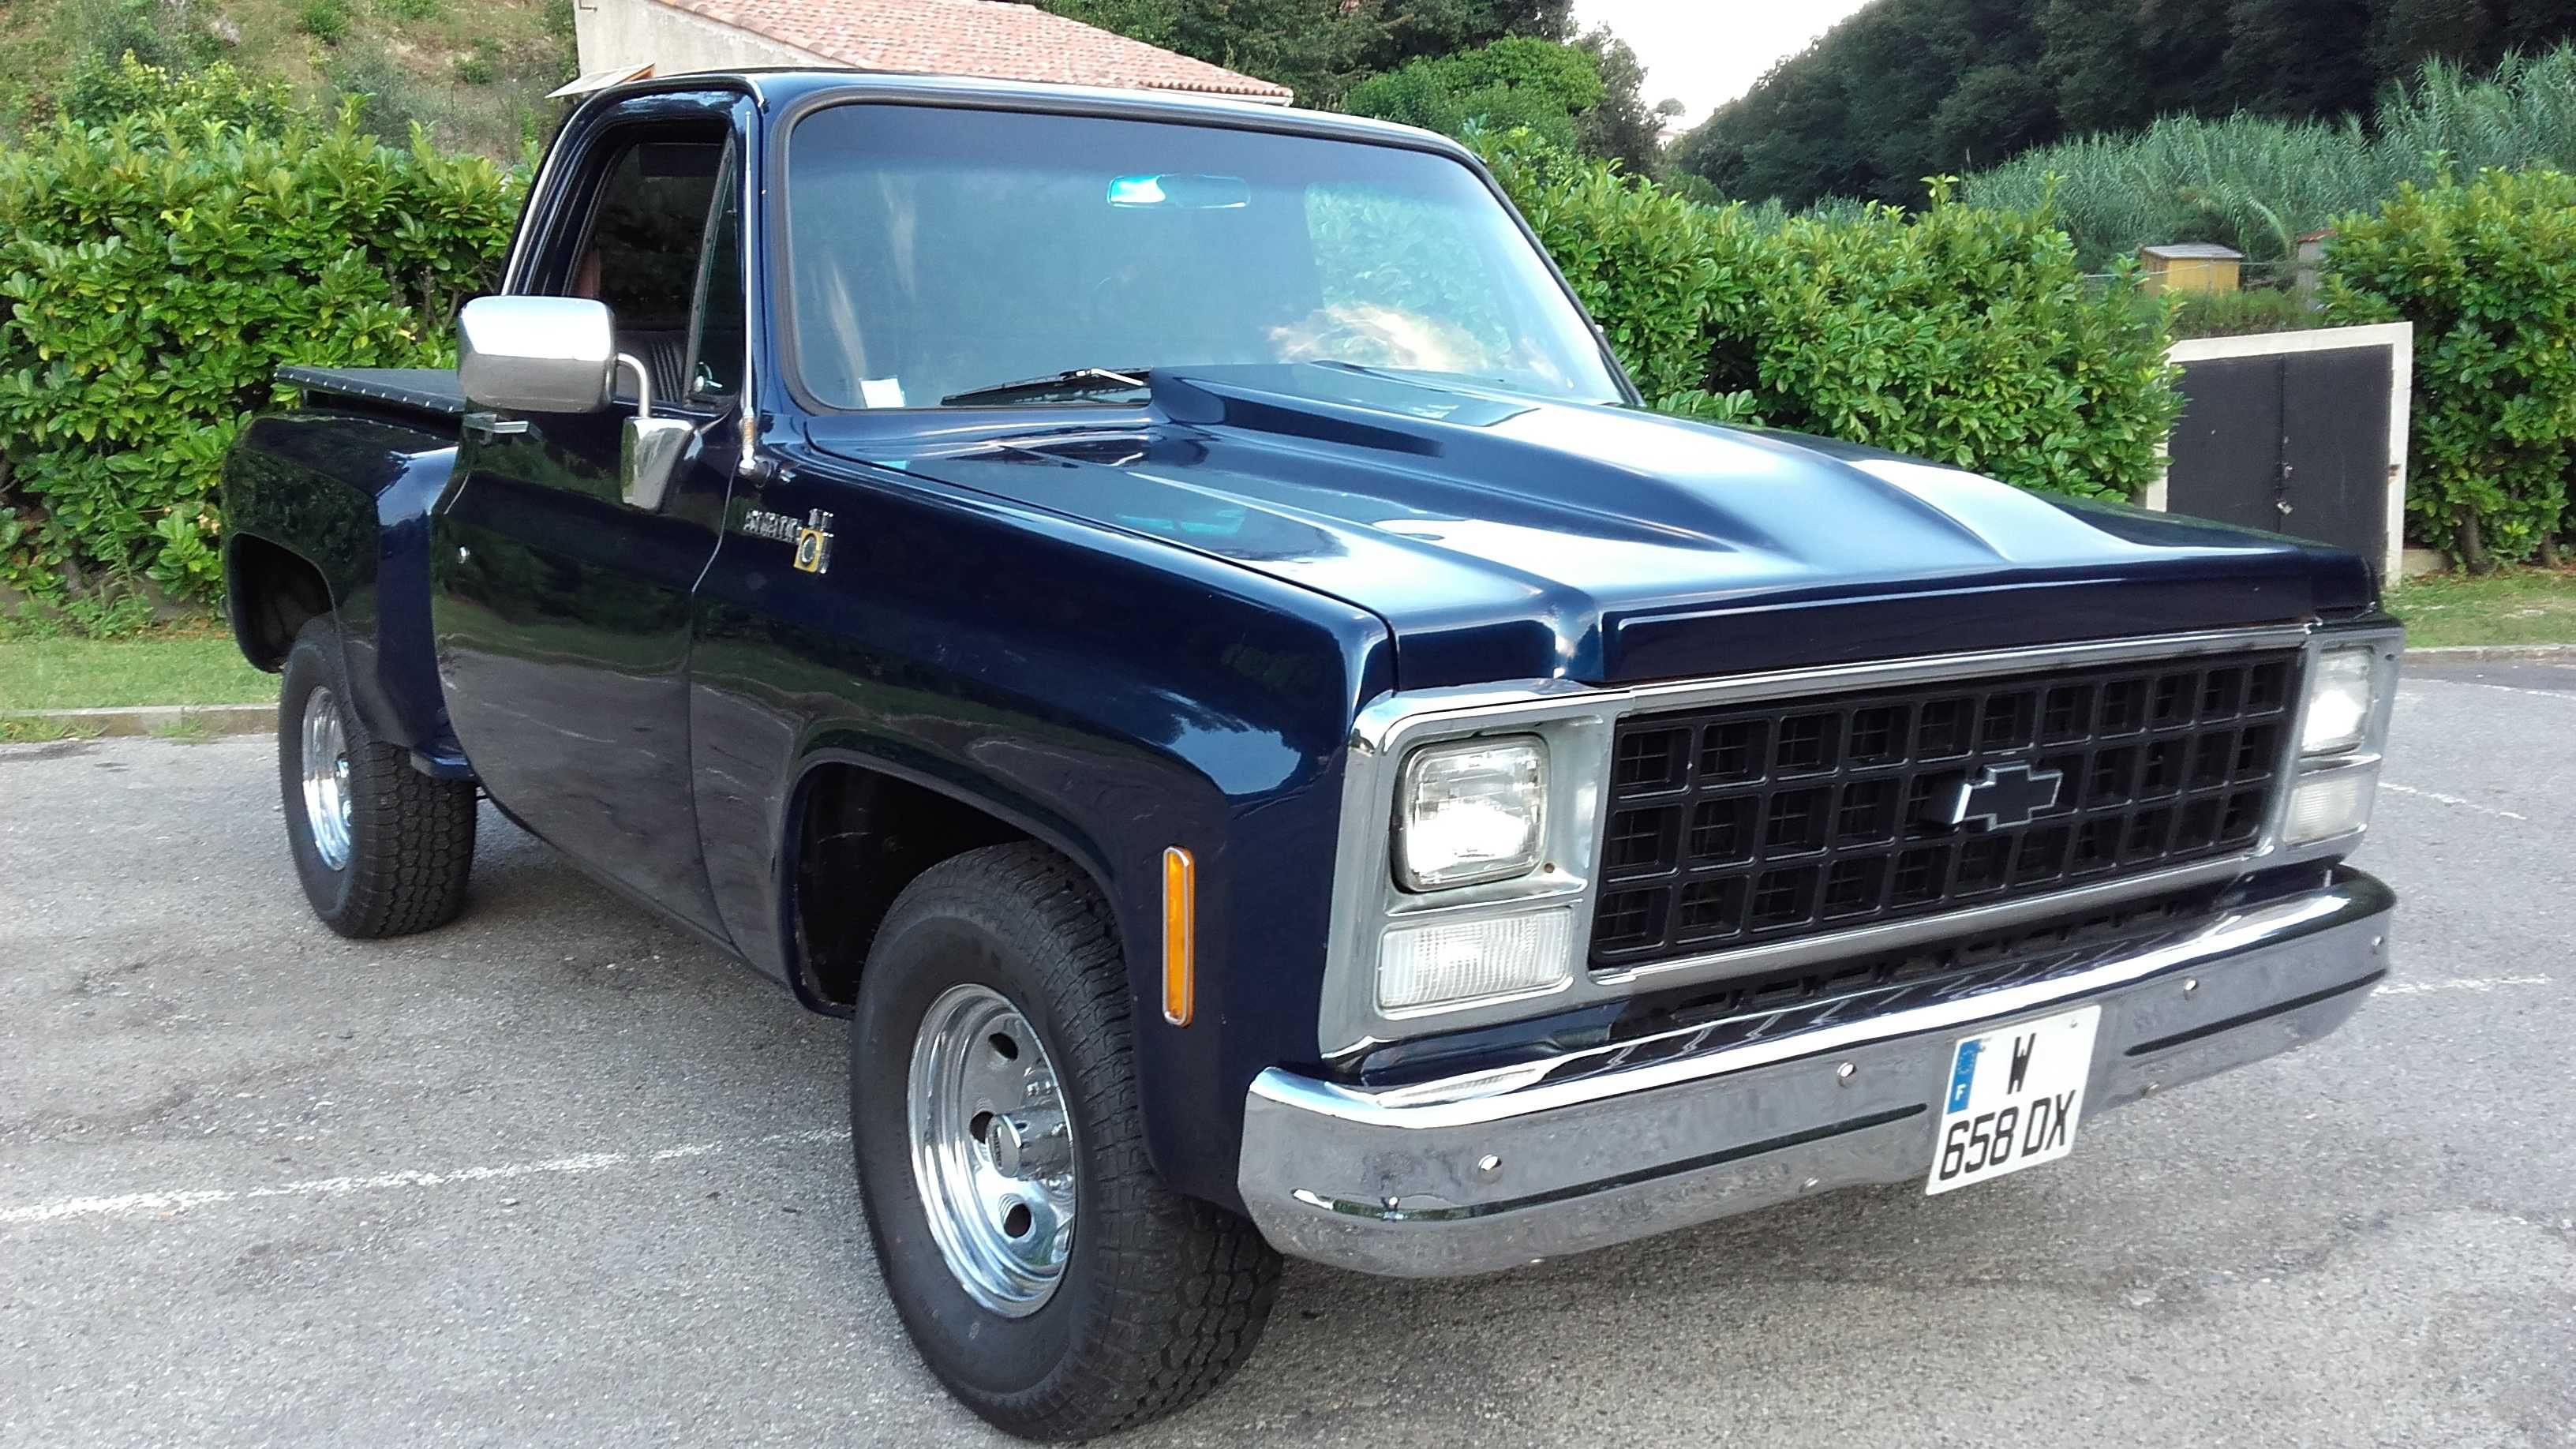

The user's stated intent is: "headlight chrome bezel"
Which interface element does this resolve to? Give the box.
[2297,642,2379,756]
[1392,735,1550,892]
[2275,627,2403,848]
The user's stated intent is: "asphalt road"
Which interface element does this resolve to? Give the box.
[5,658,2571,1449]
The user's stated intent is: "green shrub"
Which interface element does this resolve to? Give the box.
[0,68,523,602]
[57,0,219,76]
[384,0,445,19]
[2170,286,2324,339]
[298,0,350,43]
[324,47,545,157]
[1492,142,2181,500]
[2323,167,2576,570]
[1484,140,1755,414]
[62,53,297,129]
[324,48,431,140]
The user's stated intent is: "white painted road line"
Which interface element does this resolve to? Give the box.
[1,1127,851,1226]
[8,970,2562,1230]
[2380,783,2533,822]
[2411,677,2576,705]
[2376,975,2555,998]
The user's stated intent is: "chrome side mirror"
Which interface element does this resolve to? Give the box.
[457,296,616,413]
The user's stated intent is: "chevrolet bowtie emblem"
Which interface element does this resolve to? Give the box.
[1936,761,2065,831]
[792,508,835,575]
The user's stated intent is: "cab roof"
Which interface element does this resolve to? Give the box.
[584,68,1472,160]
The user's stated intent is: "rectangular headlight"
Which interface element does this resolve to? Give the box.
[1395,736,1546,889]
[2299,644,2378,755]
[1377,909,1573,1012]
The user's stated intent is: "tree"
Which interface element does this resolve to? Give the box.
[2373,0,2576,77]
[2039,0,2233,135]
[1932,65,2059,170]
[1039,0,1574,108]
[1362,0,1575,67]
[1343,36,1604,154]
[1677,0,2576,206]
[1574,26,1676,175]
[2218,0,2381,119]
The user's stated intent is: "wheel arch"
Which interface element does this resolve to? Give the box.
[226,533,337,672]
[777,747,1127,1017]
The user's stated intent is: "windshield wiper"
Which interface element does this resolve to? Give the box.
[940,367,1152,407]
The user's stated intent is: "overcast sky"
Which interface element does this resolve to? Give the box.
[1573,0,1876,127]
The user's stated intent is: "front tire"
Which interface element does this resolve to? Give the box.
[850,843,1282,1441]
[277,616,477,938]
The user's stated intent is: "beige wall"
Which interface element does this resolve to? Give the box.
[573,0,839,77]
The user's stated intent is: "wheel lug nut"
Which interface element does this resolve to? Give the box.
[985,1112,1069,1180]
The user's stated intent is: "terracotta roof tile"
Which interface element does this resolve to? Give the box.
[662,0,1296,101]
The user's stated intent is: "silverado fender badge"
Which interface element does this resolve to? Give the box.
[741,507,799,541]
[1937,761,2065,830]
[792,509,835,575]
[742,507,835,575]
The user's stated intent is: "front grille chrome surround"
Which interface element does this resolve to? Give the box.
[1314,625,2368,1061]
[1588,650,2303,972]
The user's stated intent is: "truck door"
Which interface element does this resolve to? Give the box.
[432,103,747,934]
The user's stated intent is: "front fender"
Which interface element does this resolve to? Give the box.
[685,455,1393,1207]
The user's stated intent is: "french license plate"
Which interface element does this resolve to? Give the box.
[1925,1005,2101,1196]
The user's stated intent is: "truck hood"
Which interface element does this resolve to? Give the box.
[801,365,2375,688]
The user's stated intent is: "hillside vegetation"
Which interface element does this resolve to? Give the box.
[2,0,1666,169]
[0,0,575,155]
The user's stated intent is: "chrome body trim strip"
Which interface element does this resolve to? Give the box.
[1245,869,2394,1277]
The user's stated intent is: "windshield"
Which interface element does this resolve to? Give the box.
[784,104,1625,410]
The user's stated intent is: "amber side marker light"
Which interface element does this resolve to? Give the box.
[1162,846,1195,1027]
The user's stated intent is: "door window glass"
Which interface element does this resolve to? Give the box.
[570,138,724,405]
[684,145,746,401]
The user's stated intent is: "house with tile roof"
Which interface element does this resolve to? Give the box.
[570,0,1296,104]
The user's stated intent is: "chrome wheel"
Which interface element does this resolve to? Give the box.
[907,983,1076,1316]
[299,685,354,871]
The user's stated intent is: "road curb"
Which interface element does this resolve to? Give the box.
[13,702,273,737]
[2406,644,2576,661]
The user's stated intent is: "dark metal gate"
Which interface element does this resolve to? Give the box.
[2166,344,2391,575]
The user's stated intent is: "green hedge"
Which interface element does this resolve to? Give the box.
[2323,167,2576,571]
[1492,144,2181,502]
[0,57,522,605]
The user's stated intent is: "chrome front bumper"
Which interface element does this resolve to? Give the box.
[1239,870,2393,1277]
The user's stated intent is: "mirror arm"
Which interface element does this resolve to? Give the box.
[615,353,653,419]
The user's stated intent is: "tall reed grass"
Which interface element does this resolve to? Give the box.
[1962,45,2576,268]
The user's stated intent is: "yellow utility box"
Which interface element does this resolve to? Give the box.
[2139,242,2244,295]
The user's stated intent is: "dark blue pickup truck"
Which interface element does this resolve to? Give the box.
[223,71,2402,1440]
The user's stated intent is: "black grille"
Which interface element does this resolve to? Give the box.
[1589,650,2299,970]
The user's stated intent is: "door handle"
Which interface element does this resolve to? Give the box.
[463,411,530,442]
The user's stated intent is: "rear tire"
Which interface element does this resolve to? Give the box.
[277,616,477,938]
[850,843,1282,1441]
